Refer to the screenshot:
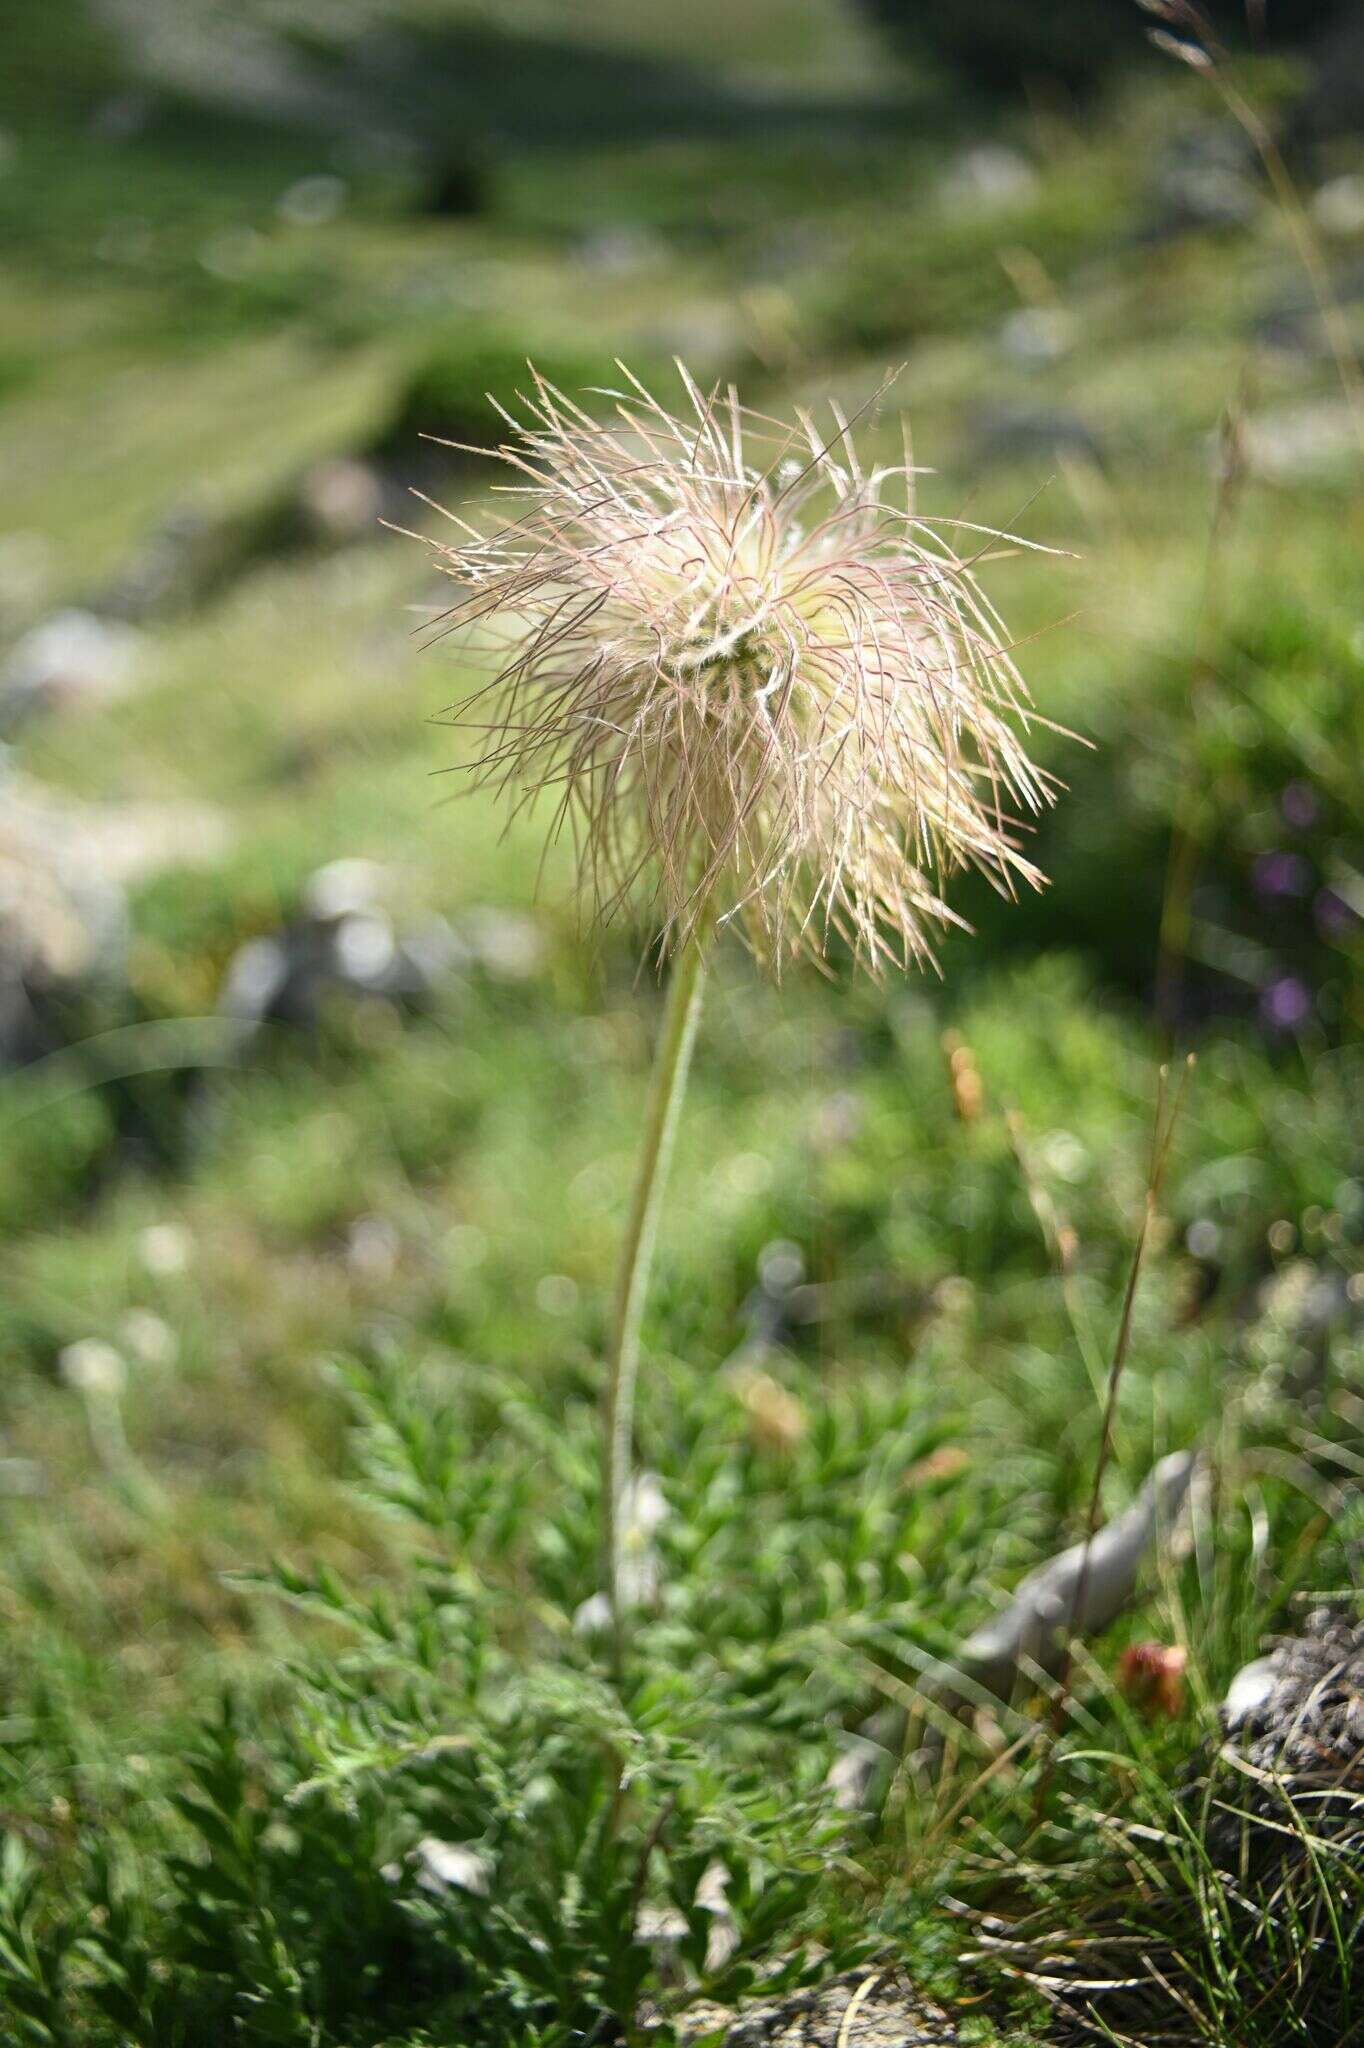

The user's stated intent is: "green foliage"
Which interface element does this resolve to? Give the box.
[376,330,675,460]
[5,1213,1361,2039]
[1,8,1362,2043]
[809,164,1127,356]
[973,1696,1364,2045]
[0,1356,853,2043]
[0,1838,71,2048]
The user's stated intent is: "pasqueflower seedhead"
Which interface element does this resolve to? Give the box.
[428,363,1057,972]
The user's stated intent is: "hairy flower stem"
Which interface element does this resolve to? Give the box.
[602,929,708,1672]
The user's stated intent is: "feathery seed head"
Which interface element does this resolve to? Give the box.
[428,363,1058,973]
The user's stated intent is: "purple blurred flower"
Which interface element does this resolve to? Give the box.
[1259,975,1312,1031]
[1316,887,1360,939]
[1251,850,1312,899]
[1280,780,1319,831]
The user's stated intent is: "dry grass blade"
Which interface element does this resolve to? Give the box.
[1032,1054,1196,1805]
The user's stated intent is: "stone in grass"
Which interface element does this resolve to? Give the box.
[1118,1608,1363,2032]
[968,406,1105,476]
[1138,122,1258,244]
[938,1450,1200,1715]
[1253,252,1364,356]
[1205,1603,1364,1881]
[96,465,394,625]
[0,771,227,1066]
[1241,398,1361,485]
[666,1964,959,2047]
[967,1608,1363,2038]
[96,507,220,623]
[218,859,461,1044]
[0,780,127,1038]
[937,144,1036,216]
[0,609,143,730]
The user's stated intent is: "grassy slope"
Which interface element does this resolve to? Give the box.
[0,2,1362,2039]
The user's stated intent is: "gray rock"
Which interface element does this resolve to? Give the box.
[1253,254,1364,357]
[0,775,128,1065]
[276,172,347,228]
[667,1964,959,2046]
[0,610,143,728]
[1241,398,1360,484]
[0,770,230,1068]
[970,405,1105,474]
[1204,1606,1364,1881]
[219,859,460,1042]
[410,1836,493,1897]
[1140,123,1258,243]
[938,144,1035,215]
[931,1450,1200,1712]
[971,1605,1364,2038]
[996,306,1076,368]
[824,1735,886,1813]
[97,505,221,620]
[295,459,385,543]
[1311,172,1364,237]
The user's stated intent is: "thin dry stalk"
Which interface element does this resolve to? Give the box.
[1141,7,1363,1031]
[1152,387,1248,1037]
[1033,1054,1196,1816]
[1140,0,1364,446]
[1005,1105,1109,1404]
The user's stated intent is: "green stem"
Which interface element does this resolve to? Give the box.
[602,928,708,1670]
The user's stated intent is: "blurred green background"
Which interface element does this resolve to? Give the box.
[0,2,1362,2029]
